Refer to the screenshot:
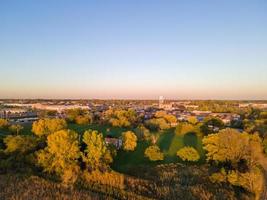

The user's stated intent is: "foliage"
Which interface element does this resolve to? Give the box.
[75,115,93,125]
[134,125,151,141]
[144,145,164,161]
[200,117,224,135]
[155,111,177,124]
[82,170,124,189]
[32,118,67,137]
[82,129,113,170]
[0,118,9,129]
[210,167,264,200]
[176,146,200,162]
[202,128,263,168]
[36,129,80,184]
[66,108,93,125]
[175,122,195,135]
[4,135,38,154]
[145,118,170,131]
[146,111,176,131]
[122,131,137,151]
[187,116,198,125]
[104,108,137,128]
[227,168,263,200]
[8,124,24,135]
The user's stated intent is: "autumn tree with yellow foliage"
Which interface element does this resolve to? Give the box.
[203,128,266,199]
[177,147,200,162]
[36,129,80,185]
[122,131,137,151]
[0,118,9,129]
[4,135,38,154]
[144,145,164,161]
[32,118,67,137]
[82,130,113,171]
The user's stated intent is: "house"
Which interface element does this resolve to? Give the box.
[105,135,122,149]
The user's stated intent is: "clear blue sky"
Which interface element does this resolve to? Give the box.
[0,0,266,99]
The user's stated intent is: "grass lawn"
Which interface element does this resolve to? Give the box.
[112,128,205,173]
[67,124,205,173]
[1,122,205,173]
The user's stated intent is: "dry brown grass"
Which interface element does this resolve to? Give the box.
[0,174,107,200]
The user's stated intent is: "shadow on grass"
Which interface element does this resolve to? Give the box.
[183,132,198,148]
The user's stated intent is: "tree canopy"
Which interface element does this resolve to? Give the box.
[122,131,137,151]
[0,118,9,129]
[144,145,164,161]
[32,118,67,137]
[36,129,80,184]
[82,129,113,170]
[177,147,200,162]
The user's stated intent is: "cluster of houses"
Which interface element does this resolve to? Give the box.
[0,99,243,126]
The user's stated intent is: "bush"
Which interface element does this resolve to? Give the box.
[177,147,200,162]
[144,145,164,161]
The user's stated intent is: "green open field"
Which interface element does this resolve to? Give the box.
[67,124,205,173]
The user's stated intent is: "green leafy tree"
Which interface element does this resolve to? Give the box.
[200,117,224,135]
[82,130,113,170]
[32,118,67,137]
[122,131,137,151]
[177,147,200,162]
[145,145,164,161]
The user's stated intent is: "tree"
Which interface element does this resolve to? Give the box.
[0,118,8,129]
[145,118,170,131]
[122,131,137,151]
[187,116,198,125]
[104,108,137,128]
[36,129,80,184]
[202,128,252,165]
[175,122,196,135]
[75,115,92,125]
[82,130,113,170]
[177,147,200,162]
[200,117,224,135]
[134,125,151,141]
[4,135,38,154]
[145,145,164,161]
[9,124,24,135]
[32,118,67,137]
[66,108,85,122]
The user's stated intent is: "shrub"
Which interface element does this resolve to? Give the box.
[177,147,200,162]
[144,145,164,161]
